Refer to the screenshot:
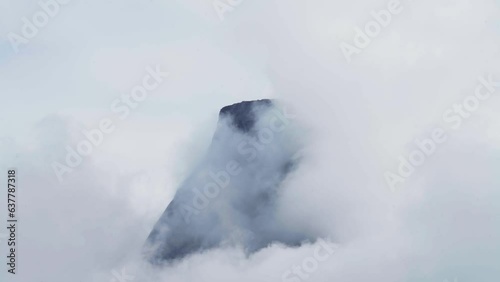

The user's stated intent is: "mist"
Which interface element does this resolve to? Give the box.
[1,0,500,282]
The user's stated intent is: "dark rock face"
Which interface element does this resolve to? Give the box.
[219,99,273,132]
[144,100,312,264]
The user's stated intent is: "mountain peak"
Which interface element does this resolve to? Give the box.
[219,99,274,132]
[144,99,312,264]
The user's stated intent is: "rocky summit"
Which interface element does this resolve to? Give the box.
[144,100,314,264]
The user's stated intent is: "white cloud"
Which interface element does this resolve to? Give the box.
[1,0,500,281]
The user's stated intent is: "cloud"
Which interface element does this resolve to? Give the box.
[1,0,500,281]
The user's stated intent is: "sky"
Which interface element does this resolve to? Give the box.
[1,0,500,281]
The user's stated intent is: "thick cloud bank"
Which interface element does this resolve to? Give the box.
[1,0,500,282]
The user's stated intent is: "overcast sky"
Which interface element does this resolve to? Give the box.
[1,0,500,281]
